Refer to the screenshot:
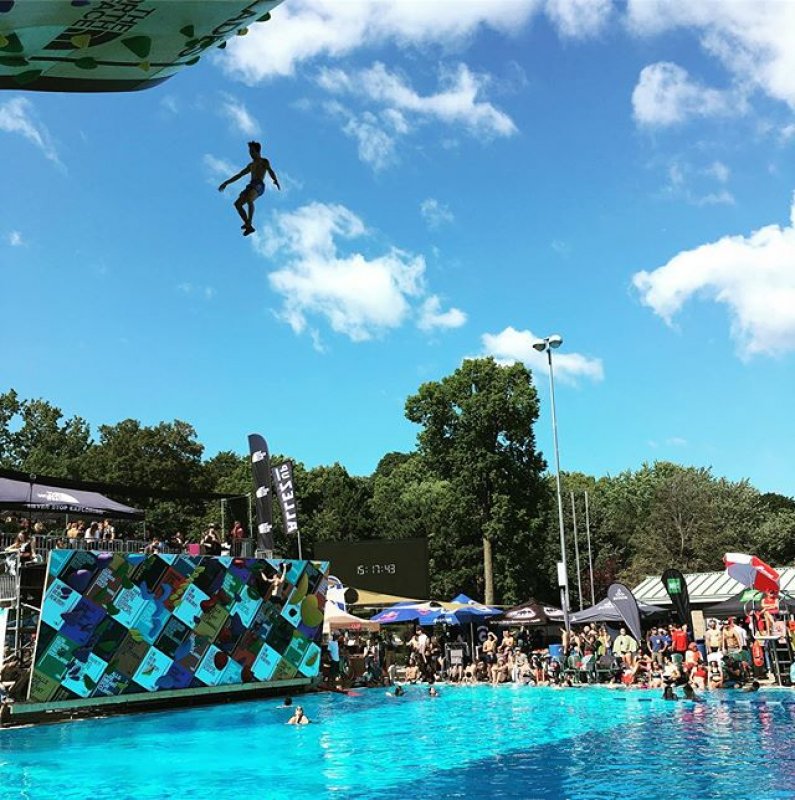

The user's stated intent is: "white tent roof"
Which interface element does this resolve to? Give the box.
[323,602,381,634]
[633,567,795,606]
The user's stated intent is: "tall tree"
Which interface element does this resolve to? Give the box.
[405,358,547,604]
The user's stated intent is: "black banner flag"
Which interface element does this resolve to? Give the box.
[272,461,299,538]
[247,433,273,552]
[661,568,692,629]
[607,582,643,643]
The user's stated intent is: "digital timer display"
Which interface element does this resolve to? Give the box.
[314,538,428,598]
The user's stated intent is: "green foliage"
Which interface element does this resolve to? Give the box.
[1,383,792,605]
[404,358,548,605]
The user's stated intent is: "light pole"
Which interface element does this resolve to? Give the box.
[532,334,571,633]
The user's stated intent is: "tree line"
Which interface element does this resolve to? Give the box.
[1,360,793,606]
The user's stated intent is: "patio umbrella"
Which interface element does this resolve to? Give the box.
[440,593,502,624]
[369,600,450,625]
[492,599,564,627]
[724,553,780,595]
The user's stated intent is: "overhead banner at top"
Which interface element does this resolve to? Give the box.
[0,1,282,93]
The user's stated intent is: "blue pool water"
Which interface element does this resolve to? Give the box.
[2,686,794,800]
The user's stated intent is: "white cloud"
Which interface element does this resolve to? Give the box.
[220,94,260,136]
[0,97,62,167]
[420,198,454,229]
[203,153,236,185]
[221,1,540,82]
[667,437,688,447]
[632,62,743,127]
[545,0,612,39]
[417,295,466,332]
[317,62,517,139]
[633,192,795,358]
[627,0,795,111]
[661,159,735,207]
[259,202,465,341]
[177,282,216,300]
[481,326,604,385]
[704,161,730,183]
[7,231,24,247]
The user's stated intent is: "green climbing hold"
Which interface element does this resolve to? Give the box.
[0,31,22,52]
[13,69,41,85]
[179,24,195,38]
[237,27,248,36]
[121,35,151,59]
[217,41,227,49]
[257,12,271,22]
[70,33,91,49]
[185,56,199,66]
[74,56,97,70]
[0,54,26,67]
[138,60,151,72]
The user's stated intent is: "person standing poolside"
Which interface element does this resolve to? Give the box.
[218,140,280,236]
[613,628,638,667]
[671,624,689,658]
[722,618,743,655]
[704,620,722,654]
[649,627,667,666]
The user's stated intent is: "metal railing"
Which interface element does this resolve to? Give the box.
[1,533,255,560]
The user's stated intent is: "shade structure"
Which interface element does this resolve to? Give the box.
[0,476,142,519]
[724,553,780,595]
[569,597,666,625]
[370,601,452,625]
[702,589,795,619]
[323,602,380,634]
[438,593,502,625]
[492,599,564,627]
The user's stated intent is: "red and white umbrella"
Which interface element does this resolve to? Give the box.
[724,553,780,594]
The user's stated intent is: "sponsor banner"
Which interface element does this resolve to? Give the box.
[661,568,693,631]
[248,433,274,552]
[607,583,643,643]
[272,461,299,537]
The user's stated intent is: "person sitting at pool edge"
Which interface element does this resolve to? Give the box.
[287,705,310,725]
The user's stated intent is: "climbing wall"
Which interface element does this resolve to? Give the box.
[28,550,328,702]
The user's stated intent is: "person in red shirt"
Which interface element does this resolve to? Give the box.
[761,591,780,635]
[671,624,689,656]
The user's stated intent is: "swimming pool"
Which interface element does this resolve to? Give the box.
[2,686,794,799]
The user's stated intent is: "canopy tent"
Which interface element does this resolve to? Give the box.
[633,567,795,608]
[323,602,380,634]
[569,597,666,625]
[347,589,422,607]
[701,589,795,619]
[370,595,502,626]
[492,599,564,627]
[437,595,502,625]
[0,476,143,520]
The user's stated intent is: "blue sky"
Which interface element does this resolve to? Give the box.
[2,0,794,494]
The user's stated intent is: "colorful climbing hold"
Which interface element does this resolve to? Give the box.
[179,25,195,38]
[121,35,151,59]
[70,33,92,49]
[13,70,42,85]
[75,57,97,70]
[0,1,15,13]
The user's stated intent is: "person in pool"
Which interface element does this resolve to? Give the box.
[428,686,439,697]
[218,140,280,236]
[287,705,310,725]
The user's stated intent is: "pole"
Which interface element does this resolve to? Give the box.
[220,498,225,541]
[247,492,253,554]
[584,490,595,606]
[547,348,570,633]
[571,491,583,610]
[297,528,303,561]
